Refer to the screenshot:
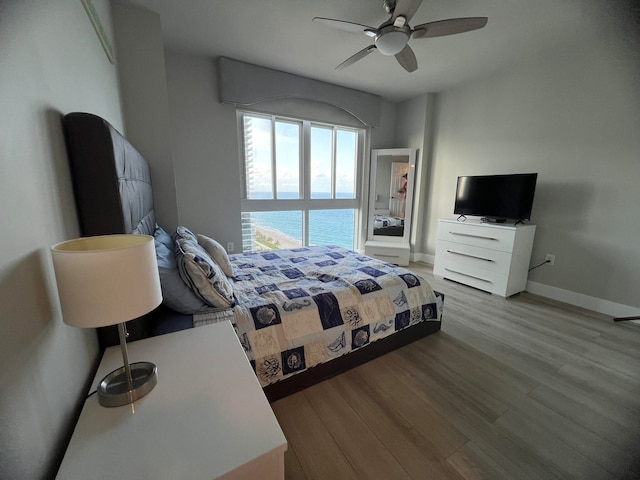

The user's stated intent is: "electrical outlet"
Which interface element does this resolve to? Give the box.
[226,242,234,253]
[545,253,555,266]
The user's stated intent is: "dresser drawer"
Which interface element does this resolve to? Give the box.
[438,222,516,252]
[436,240,513,276]
[437,265,508,294]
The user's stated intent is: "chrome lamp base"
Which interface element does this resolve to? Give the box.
[97,361,157,407]
[97,322,158,408]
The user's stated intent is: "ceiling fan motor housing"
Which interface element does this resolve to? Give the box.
[375,25,410,55]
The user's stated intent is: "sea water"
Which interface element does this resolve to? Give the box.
[247,192,356,250]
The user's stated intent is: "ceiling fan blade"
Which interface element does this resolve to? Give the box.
[336,45,377,70]
[392,0,423,24]
[313,17,376,35]
[395,45,418,72]
[413,17,488,38]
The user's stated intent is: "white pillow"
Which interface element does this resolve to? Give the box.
[197,234,234,278]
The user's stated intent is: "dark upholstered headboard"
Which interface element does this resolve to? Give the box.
[62,112,158,348]
[62,112,155,238]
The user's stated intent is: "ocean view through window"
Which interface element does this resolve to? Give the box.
[239,111,364,252]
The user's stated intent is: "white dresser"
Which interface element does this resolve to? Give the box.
[57,321,287,480]
[433,219,536,297]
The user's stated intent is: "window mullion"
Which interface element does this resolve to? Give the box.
[270,116,277,199]
[302,210,309,247]
[302,121,311,201]
[302,121,311,244]
[331,127,337,199]
[238,112,248,199]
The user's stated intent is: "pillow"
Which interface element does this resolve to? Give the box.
[176,225,198,243]
[197,234,234,277]
[176,236,235,309]
[153,237,211,314]
[154,224,174,250]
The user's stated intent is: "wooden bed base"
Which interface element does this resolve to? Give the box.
[262,319,442,402]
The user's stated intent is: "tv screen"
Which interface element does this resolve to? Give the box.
[454,173,537,221]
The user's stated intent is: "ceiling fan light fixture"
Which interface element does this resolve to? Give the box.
[375,28,410,56]
[314,1,489,72]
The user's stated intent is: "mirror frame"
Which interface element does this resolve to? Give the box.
[367,148,417,244]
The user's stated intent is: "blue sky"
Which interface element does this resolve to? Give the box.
[246,116,356,196]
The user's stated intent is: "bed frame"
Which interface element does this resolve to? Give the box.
[62,112,442,401]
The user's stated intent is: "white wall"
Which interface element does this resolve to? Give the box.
[0,1,123,478]
[424,2,640,309]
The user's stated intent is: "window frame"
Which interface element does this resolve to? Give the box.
[237,110,366,249]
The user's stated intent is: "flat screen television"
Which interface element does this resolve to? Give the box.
[454,173,537,222]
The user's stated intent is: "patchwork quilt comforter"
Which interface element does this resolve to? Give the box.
[194,246,443,387]
[373,214,404,229]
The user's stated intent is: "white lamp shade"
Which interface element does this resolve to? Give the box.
[51,235,162,328]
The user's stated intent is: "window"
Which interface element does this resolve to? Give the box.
[239,112,364,252]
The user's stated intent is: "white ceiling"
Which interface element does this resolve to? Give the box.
[120,0,597,102]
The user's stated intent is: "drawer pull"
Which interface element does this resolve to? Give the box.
[373,253,400,259]
[449,231,498,241]
[444,268,492,283]
[447,250,494,262]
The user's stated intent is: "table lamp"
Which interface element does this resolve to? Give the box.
[51,234,162,407]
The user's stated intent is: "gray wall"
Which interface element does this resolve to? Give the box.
[112,1,639,312]
[423,2,640,308]
[371,100,397,150]
[394,94,433,254]
[162,51,398,251]
[159,27,640,312]
[112,2,179,232]
[164,51,244,249]
[0,0,123,478]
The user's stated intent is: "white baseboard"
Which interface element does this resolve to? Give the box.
[526,280,640,320]
[411,252,434,264]
[409,253,639,322]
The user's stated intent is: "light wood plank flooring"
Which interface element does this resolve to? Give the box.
[271,263,640,479]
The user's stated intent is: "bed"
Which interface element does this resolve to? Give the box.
[62,112,443,401]
[373,213,405,236]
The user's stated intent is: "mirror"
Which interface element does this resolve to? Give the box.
[367,148,417,243]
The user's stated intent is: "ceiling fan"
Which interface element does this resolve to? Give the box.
[313,0,488,73]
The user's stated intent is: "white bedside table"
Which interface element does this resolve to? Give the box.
[57,321,287,479]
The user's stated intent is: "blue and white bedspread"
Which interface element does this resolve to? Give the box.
[194,246,443,387]
[374,214,404,229]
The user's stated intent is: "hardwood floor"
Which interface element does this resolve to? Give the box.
[271,263,640,479]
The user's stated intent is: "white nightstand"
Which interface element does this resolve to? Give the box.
[57,321,287,479]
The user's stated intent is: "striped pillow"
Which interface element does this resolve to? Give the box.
[175,235,235,309]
